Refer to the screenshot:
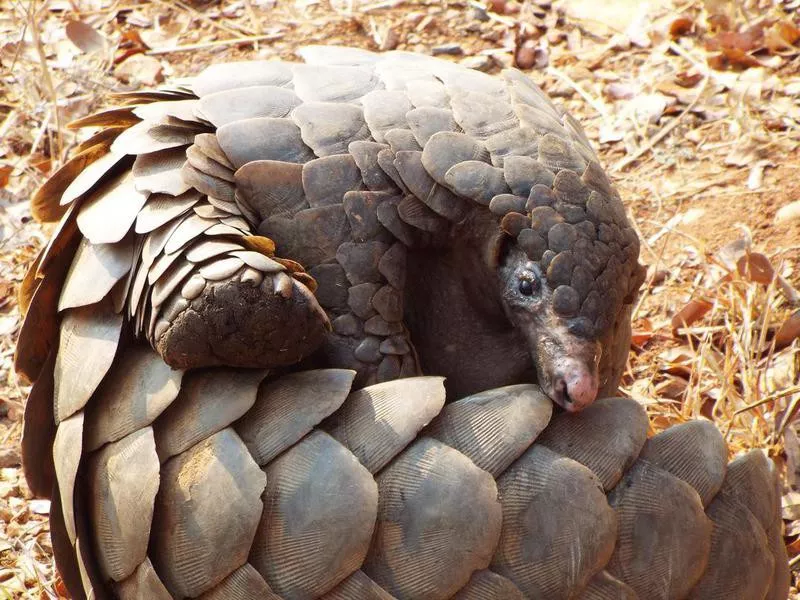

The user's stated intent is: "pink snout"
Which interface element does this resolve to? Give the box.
[553,363,599,412]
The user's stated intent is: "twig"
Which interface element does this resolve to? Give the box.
[546,66,610,121]
[146,33,285,55]
[28,0,62,161]
[243,0,263,34]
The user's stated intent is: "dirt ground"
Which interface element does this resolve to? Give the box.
[1,0,799,597]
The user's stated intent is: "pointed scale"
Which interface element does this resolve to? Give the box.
[153,368,268,462]
[363,437,502,600]
[58,235,134,312]
[54,302,123,424]
[425,384,552,478]
[88,427,159,581]
[77,170,148,244]
[84,345,183,451]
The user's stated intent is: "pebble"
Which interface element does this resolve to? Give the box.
[460,55,493,72]
[432,43,463,56]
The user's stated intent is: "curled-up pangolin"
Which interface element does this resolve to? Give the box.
[15,46,788,600]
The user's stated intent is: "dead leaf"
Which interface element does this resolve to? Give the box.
[0,165,11,188]
[65,20,108,54]
[775,311,800,351]
[669,16,694,38]
[747,160,774,190]
[672,298,713,333]
[631,93,669,124]
[631,317,655,346]
[675,71,704,88]
[706,12,731,32]
[708,25,764,53]
[736,252,775,284]
[515,39,548,70]
[658,346,695,377]
[784,490,800,519]
[764,20,800,53]
[655,375,688,399]
[114,54,165,86]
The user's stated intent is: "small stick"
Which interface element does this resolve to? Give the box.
[28,0,62,161]
[146,33,284,55]
[546,66,610,120]
[243,0,263,34]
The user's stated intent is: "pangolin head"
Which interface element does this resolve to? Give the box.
[488,165,646,412]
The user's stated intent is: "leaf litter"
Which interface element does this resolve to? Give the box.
[0,0,799,597]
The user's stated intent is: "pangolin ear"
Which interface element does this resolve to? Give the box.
[623,263,648,304]
[486,229,512,270]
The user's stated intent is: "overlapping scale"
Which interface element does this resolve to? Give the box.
[364,437,502,599]
[251,430,378,598]
[535,397,648,490]
[636,420,727,506]
[493,445,617,598]
[324,377,446,473]
[152,367,268,461]
[150,428,266,598]
[235,369,355,465]
[424,383,552,477]
[87,427,159,581]
[606,461,712,599]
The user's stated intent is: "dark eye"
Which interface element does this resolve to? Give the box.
[519,277,537,296]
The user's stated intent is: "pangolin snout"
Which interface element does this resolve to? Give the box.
[552,360,599,412]
[533,329,602,412]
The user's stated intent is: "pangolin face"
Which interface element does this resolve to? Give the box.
[498,245,602,412]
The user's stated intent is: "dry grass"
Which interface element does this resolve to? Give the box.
[1,0,799,597]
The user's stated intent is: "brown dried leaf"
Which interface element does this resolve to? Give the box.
[65,20,108,54]
[709,47,763,70]
[631,317,655,346]
[658,346,695,378]
[672,298,713,333]
[114,54,164,86]
[655,375,688,399]
[674,71,703,88]
[669,16,694,38]
[707,13,731,32]
[736,252,775,284]
[774,310,800,351]
[515,39,548,70]
[0,165,11,188]
[764,20,800,53]
[708,25,764,52]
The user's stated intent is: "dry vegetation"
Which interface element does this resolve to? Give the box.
[1,0,799,597]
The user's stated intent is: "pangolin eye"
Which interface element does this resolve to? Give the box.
[518,276,538,296]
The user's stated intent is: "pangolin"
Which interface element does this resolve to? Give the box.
[14,46,787,600]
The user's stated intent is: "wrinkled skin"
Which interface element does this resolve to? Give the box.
[498,246,601,412]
